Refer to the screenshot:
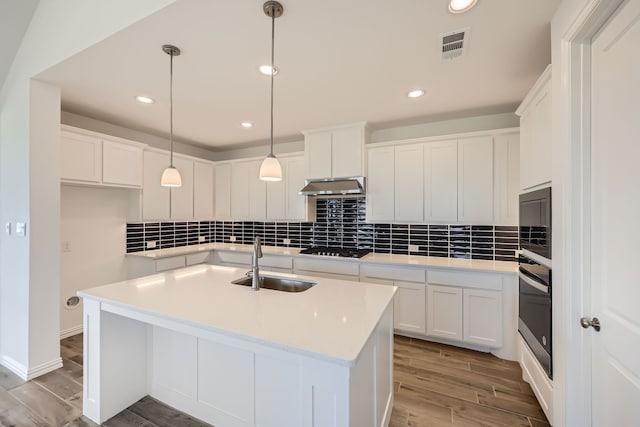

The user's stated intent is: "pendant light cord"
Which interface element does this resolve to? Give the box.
[169,50,175,167]
[269,11,275,157]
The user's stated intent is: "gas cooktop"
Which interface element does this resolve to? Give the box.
[299,247,371,258]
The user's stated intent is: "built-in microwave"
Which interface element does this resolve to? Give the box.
[519,187,551,260]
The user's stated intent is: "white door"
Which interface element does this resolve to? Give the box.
[590,1,640,424]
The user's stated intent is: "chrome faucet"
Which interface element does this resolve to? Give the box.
[251,236,263,291]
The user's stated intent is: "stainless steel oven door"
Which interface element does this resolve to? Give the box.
[518,270,552,379]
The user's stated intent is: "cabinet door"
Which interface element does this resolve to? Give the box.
[194,160,214,219]
[215,163,232,220]
[286,156,307,220]
[395,143,424,222]
[519,109,535,191]
[457,136,494,223]
[332,126,363,177]
[394,281,426,334]
[425,140,458,222]
[463,288,503,348]
[427,284,462,340]
[248,160,267,220]
[305,132,332,179]
[366,147,395,222]
[532,89,552,187]
[231,161,251,220]
[266,175,286,221]
[170,156,194,220]
[493,134,519,225]
[142,150,170,220]
[102,139,143,187]
[60,131,102,183]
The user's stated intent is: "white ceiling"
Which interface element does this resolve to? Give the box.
[37,0,559,150]
[0,0,39,90]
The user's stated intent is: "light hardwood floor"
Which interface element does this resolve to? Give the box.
[0,334,548,426]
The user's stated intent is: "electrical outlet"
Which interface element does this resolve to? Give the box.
[198,235,206,242]
[146,241,157,249]
[283,238,291,245]
[230,235,237,242]
[5,222,10,235]
[408,244,420,252]
[62,241,71,253]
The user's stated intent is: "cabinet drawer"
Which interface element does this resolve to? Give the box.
[186,252,210,266]
[360,265,425,283]
[427,269,502,291]
[156,256,186,272]
[294,258,359,277]
[213,251,252,266]
[261,255,293,270]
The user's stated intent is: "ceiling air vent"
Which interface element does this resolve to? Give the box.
[441,28,468,59]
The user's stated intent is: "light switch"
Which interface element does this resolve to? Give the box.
[230,235,237,242]
[198,235,206,242]
[408,244,420,252]
[15,222,26,237]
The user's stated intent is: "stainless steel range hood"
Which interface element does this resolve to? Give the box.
[299,176,365,196]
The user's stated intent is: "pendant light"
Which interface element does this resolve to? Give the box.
[160,44,183,187]
[259,1,284,182]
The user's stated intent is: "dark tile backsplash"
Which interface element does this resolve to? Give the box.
[126,197,518,261]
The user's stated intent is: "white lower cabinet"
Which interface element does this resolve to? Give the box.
[293,258,360,281]
[128,252,210,279]
[426,269,503,349]
[426,284,463,340]
[360,265,425,334]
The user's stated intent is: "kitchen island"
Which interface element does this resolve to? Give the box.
[78,264,396,427]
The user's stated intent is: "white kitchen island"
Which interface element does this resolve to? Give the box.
[78,264,396,427]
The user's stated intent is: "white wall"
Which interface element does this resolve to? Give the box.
[0,0,175,379]
[60,185,137,336]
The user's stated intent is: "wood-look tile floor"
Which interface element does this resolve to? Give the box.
[391,335,550,427]
[0,334,549,426]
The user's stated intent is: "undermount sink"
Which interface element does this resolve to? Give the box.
[231,275,316,292]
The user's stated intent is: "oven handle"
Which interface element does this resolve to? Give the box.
[519,271,550,294]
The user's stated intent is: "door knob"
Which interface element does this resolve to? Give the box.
[580,317,601,332]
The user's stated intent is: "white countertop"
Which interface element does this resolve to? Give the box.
[128,243,517,273]
[78,265,396,366]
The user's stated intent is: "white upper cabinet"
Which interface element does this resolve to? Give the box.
[304,122,367,179]
[286,156,308,221]
[493,133,520,225]
[305,132,332,179]
[102,138,143,187]
[60,130,102,183]
[394,143,424,222]
[366,130,518,225]
[516,65,552,191]
[215,163,232,220]
[424,140,458,223]
[230,159,266,221]
[457,136,494,224]
[248,160,267,220]
[193,160,215,219]
[170,155,194,220]
[366,146,395,222]
[60,126,145,188]
[266,169,287,220]
[142,149,170,220]
[230,161,251,220]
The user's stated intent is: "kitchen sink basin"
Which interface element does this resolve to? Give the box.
[231,275,316,292]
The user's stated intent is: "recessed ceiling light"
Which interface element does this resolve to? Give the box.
[448,0,478,13]
[135,95,155,104]
[259,65,279,76]
[240,121,253,128]
[407,89,425,98]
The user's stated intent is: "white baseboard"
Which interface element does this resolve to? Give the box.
[60,325,83,339]
[26,357,63,380]
[0,354,63,381]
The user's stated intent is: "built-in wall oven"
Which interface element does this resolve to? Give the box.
[518,255,552,379]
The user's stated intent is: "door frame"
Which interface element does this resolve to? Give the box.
[552,1,624,426]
